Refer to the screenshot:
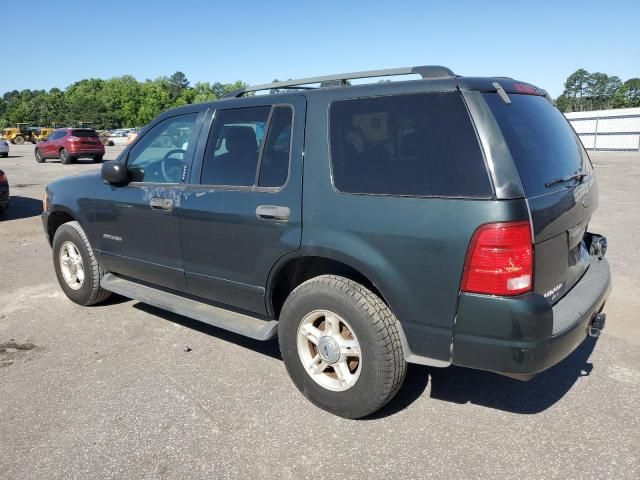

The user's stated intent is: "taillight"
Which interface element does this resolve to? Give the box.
[0,171,6,183]
[513,83,539,95]
[461,221,533,296]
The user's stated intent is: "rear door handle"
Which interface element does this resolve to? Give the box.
[149,197,174,211]
[255,205,290,221]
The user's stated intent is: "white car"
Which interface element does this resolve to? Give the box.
[0,140,9,158]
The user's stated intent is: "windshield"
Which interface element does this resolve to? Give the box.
[483,93,591,197]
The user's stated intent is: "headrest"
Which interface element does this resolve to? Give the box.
[225,126,258,154]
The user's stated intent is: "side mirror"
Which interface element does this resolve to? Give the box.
[102,161,129,186]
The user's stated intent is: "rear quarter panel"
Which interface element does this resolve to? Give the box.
[303,88,531,362]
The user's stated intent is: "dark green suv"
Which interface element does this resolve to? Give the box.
[42,66,611,418]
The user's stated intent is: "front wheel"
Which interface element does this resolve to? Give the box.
[52,221,111,306]
[35,149,45,163]
[278,275,406,419]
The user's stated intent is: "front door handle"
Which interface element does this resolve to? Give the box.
[255,205,290,221]
[149,197,174,211]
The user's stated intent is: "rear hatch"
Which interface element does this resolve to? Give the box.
[483,92,596,304]
[71,129,101,146]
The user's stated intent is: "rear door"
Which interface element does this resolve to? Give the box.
[483,92,596,303]
[180,96,305,314]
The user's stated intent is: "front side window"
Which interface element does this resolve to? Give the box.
[200,105,293,188]
[127,113,197,184]
[329,92,492,198]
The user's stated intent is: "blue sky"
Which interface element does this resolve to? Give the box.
[3,0,638,97]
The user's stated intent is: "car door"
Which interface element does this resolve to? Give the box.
[95,110,206,291]
[180,96,305,314]
[44,131,61,157]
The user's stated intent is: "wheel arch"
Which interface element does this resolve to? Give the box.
[46,209,77,245]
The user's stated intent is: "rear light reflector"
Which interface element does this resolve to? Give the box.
[461,221,533,296]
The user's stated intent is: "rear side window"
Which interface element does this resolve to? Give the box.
[483,93,590,197]
[329,92,492,197]
[71,129,98,138]
[201,105,293,188]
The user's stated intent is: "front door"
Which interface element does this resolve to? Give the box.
[180,97,305,314]
[95,111,204,291]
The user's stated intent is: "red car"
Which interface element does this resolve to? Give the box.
[35,128,105,164]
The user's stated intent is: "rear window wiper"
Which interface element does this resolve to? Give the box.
[544,172,589,188]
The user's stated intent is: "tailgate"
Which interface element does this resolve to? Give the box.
[483,92,597,303]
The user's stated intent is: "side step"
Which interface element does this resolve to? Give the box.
[100,273,278,341]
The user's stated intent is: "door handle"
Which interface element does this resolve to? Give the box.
[255,205,290,221]
[149,197,174,211]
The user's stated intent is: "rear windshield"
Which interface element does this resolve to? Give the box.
[330,92,493,198]
[71,129,98,138]
[483,93,590,197]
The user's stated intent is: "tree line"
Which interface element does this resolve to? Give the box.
[0,72,245,130]
[555,69,640,112]
[2,69,639,129]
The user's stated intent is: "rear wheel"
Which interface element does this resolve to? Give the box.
[52,221,111,306]
[13,135,25,145]
[0,153,7,158]
[60,148,72,164]
[93,155,103,163]
[278,275,406,419]
[35,149,45,163]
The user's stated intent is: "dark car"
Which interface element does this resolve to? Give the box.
[35,128,105,164]
[41,65,611,418]
[0,169,9,214]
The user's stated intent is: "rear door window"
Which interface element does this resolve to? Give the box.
[483,93,591,197]
[200,105,293,188]
[329,92,492,198]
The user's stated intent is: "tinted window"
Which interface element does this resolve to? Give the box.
[483,93,590,197]
[50,131,65,140]
[201,106,270,186]
[330,92,491,197]
[71,129,98,138]
[127,113,197,183]
[258,106,293,187]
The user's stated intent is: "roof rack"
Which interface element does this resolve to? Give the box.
[223,65,456,98]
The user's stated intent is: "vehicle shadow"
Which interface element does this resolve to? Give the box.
[132,302,282,360]
[0,196,43,220]
[129,300,598,418]
[370,335,598,419]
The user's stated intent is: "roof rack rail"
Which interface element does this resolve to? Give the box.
[223,65,456,98]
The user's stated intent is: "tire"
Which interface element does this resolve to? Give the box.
[59,148,72,164]
[35,149,45,163]
[93,155,103,163]
[278,275,406,419]
[1,153,8,158]
[13,135,25,145]
[52,221,111,306]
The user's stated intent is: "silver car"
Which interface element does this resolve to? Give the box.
[0,140,9,158]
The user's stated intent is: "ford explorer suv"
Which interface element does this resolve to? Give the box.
[35,128,105,164]
[42,66,611,418]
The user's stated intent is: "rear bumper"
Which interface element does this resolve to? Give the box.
[66,145,104,155]
[0,184,9,208]
[452,255,611,377]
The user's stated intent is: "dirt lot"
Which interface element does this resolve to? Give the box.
[1,144,639,479]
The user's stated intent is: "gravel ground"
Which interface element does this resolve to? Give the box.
[0,144,639,479]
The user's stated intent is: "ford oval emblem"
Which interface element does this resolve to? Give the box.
[581,194,591,208]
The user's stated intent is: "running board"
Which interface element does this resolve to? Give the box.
[100,273,278,341]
